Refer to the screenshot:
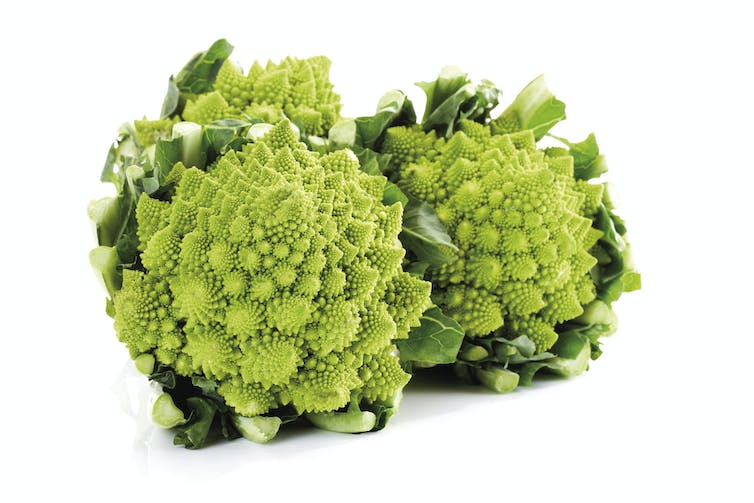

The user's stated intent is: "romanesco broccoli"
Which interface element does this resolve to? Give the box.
[117,119,429,418]
[90,40,641,449]
[383,123,601,352]
[130,42,341,156]
[89,40,431,448]
[335,69,640,392]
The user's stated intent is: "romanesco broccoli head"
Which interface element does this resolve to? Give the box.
[382,121,601,353]
[365,72,638,392]
[182,56,341,136]
[114,120,431,418]
[133,54,342,145]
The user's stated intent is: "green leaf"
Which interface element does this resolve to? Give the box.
[88,245,121,297]
[304,135,330,154]
[367,403,395,431]
[146,367,296,448]
[173,397,219,449]
[219,414,242,441]
[365,390,403,431]
[140,176,159,195]
[590,196,639,305]
[404,261,430,278]
[88,197,119,248]
[160,76,180,118]
[399,199,458,265]
[417,67,502,137]
[202,126,236,153]
[354,90,417,149]
[154,136,183,180]
[210,118,250,128]
[92,123,150,271]
[160,39,234,119]
[492,75,566,140]
[226,136,250,152]
[551,133,608,180]
[353,146,392,177]
[518,333,591,385]
[148,367,177,389]
[190,375,221,399]
[505,335,537,358]
[350,146,408,207]
[463,79,500,123]
[101,137,121,185]
[174,39,234,94]
[417,67,473,135]
[202,122,248,164]
[575,300,617,329]
[101,123,141,185]
[397,306,465,365]
[355,148,382,175]
[329,118,358,148]
[551,331,589,360]
[418,67,469,118]
[506,351,556,365]
[556,133,598,166]
[382,181,408,206]
[102,185,139,267]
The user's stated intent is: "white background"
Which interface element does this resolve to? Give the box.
[2,1,752,501]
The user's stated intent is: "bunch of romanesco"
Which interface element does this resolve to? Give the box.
[90,40,640,448]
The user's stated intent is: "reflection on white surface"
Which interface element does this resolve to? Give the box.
[110,361,159,475]
[111,361,158,445]
[110,359,571,479]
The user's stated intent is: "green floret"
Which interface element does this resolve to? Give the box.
[108,120,431,443]
[182,91,237,124]
[382,125,438,172]
[214,61,254,109]
[134,117,180,147]
[182,56,342,136]
[244,102,284,124]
